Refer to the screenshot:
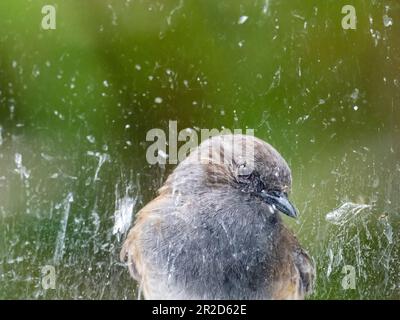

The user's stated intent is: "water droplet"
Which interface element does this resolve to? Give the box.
[154,97,163,104]
[238,15,248,25]
[32,65,40,78]
[383,15,393,27]
[262,0,269,14]
[350,88,359,101]
[14,153,22,167]
[86,135,96,143]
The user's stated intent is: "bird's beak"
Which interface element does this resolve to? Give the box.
[258,190,298,218]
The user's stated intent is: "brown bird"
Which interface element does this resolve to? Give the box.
[121,134,315,299]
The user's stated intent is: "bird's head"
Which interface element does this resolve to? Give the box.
[180,134,298,218]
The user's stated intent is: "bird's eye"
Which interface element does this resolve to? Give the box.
[237,163,253,177]
[283,191,288,198]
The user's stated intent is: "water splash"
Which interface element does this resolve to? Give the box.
[87,151,110,181]
[265,67,281,95]
[379,214,393,244]
[326,202,372,226]
[112,181,139,240]
[53,193,74,264]
[14,153,30,180]
[167,0,184,26]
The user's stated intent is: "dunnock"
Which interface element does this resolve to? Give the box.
[121,134,314,299]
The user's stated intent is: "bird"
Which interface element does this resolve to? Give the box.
[120,134,315,300]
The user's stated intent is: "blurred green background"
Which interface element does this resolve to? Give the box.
[0,0,399,299]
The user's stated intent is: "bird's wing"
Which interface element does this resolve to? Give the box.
[120,194,172,282]
[271,225,315,299]
[293,246,315,296]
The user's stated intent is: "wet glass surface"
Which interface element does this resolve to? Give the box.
[0,0,399,299]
